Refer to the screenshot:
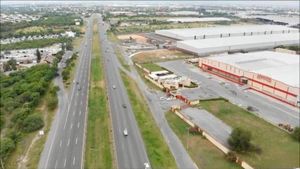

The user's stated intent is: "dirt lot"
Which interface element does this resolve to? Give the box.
[132,49,193,63]
[117,34,148,43]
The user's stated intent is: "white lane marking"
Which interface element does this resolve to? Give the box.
[79,110,82,116]
[75,137,78,145]
[55,160,58,169]
[73,111,75,116]
[67,138,70,147]
[73,156,76,166]
[77,122,80,128]
[81,100,83,105]
[64,158,67,168]
[70,123,73,129]
[60,140,62,147]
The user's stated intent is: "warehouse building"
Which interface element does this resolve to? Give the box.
[155,25,299,40]
[198,51,300,106]
[176,33,299,56]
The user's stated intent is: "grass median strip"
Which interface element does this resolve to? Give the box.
[84,19,113,169]
[166,111,241,169]
[198,100,300,169]
[120,71,177,169]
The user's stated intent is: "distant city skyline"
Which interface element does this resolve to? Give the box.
[1,1,299,10]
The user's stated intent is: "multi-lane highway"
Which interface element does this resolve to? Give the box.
[98,14,150,169]
[38,16,93,169]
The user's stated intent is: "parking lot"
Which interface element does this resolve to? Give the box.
[158,60,300,127]
[181,107,232,147]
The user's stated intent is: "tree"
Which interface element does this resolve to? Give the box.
[292,127,300,142]
[36,49,41,63]
[228,128,252,152]
[22,113,44,132]
[0,137,15,160]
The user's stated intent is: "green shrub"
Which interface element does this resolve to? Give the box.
[0,138,15,160]
[292,127,300,142]
[228,128,253,152]
[22,113,44,132]
[225,151,237,163]
[47,96,58,110]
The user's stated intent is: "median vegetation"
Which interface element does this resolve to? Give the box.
[85,19,113,169]
[120,71,177,169]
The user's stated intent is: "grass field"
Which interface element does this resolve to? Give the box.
[166,111,241,169]
[132,49,192,64]
[199,100,300,169]
[84,19,113,169]
[120,71,177,169]
[141,62,164,72]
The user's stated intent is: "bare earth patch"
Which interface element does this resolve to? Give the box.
[132,49,192,63]
[117,34,148,43]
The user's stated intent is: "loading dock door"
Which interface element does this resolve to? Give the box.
[240,77,248,85]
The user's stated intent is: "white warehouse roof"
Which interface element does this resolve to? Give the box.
[208,51,300,87]
[167,17,231,23]
[176,33,299,56]
[156,24,299,40]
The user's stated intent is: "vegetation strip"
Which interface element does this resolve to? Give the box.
[120,70,177,169]
[166,111,241,169]
[84,19,113,169]
[198,100,300,169]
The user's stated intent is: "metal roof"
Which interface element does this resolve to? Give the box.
[208,51,300,87]
[156,24,299,40]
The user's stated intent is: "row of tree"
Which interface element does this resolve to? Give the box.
[0,52,62,164]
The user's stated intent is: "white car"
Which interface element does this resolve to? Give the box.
[123,128,128,136]
[112,85,116,89]
[144,163,150,169]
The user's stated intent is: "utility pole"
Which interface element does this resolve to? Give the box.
[186,127,190,150]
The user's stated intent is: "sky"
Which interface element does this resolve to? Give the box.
[1,1,299,10]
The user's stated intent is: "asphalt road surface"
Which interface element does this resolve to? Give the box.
[98,14,150,169]
[182,107,232,147]
[158,60,300,127]
[38,16,93,169]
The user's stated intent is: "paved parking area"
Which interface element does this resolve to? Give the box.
[158,60,300,127]
[181,107,231,147]
[176,87,219,101]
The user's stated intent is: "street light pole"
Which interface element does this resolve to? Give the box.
[186,127,190,150]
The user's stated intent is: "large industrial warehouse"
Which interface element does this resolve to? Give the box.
[176,33,299,56]
[198,51,300,106]
[155,25,299,40]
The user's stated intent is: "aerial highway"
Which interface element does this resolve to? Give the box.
[38,16,93,169]
[98,14,150,169]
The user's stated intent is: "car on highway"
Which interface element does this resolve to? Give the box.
[122,104,127,108]
[123,128,128,136]
[144,163,150,169]
[112,85,116,89]
[78,86,81,91]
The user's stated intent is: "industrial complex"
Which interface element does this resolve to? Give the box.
[155,25,299,40]
[198,51,299,106]
[176,33,299,56]
[154,24,300,107]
